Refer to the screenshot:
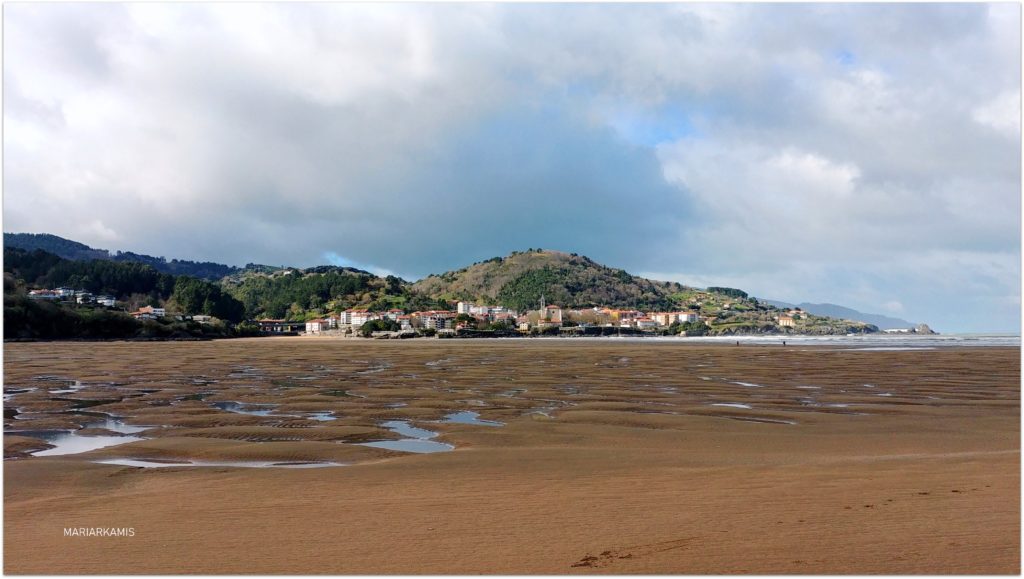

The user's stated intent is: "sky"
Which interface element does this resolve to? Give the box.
[4,3,1020,333]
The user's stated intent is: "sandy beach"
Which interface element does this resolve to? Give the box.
[3,338,1019,574]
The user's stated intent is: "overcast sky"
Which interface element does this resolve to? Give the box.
[4,3,1020,332]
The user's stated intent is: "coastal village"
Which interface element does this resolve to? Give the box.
[26,283,888,338]
[250,298,831,338]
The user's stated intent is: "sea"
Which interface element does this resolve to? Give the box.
[499,333,1021,349]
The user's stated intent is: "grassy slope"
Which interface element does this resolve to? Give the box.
[411,250,688,311]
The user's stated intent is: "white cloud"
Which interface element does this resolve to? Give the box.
[973,90,1021,138]
[2,3,1019,331]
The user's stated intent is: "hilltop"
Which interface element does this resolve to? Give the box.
[412,249,691,311]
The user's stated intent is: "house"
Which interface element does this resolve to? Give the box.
[305,319,329,333]
[616,309,643,322]
[397,315,413,331]
[55,287,75,299]
[27,290,60,300]
[131,311,157,321]
[256,319,305,333]
[778,315,795,327]
[191,315,213,324]
[138,306,166,317]
[677,311,699,324]
[385,309,405,321]
[649,312,675,326]
[75,292,94,304]
[96,295,116,307]
[635,317,659,330]
[456,302,472,315]
[338,310,353,325]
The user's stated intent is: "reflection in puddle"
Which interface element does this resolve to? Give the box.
[440,411,504,427]
[361,439,455,453]
[212,401,277,416]
[48,380,85,395]
[358,420,453,453]
[710,402,752,409]
[88,417,150,435]
[96,458,343,469]
[10,429,143,456]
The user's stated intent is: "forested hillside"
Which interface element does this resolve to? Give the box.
[4,233,241,280]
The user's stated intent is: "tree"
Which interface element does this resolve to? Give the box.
[360,318,400,337]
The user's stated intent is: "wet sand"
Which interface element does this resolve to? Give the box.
[4,338,1019,573]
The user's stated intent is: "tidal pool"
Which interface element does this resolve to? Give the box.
[212,401,278,416]
[440,411,504,427]
[358,420,453,453]
[11,429,143,457]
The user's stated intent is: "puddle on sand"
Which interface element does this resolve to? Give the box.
[4,388,36,402]
[304,412,336,422]
[212,401,277,416]
[527,407,557,418]
[81,416,151,435]
[497,388,527,398]
[440,411,504,427]
[728,380,763,388]
[711,403,753,409]
[9,429,143,457]
[440,407,503,426]
[358,420,453,454]
[96,458,343,469]
[48,380,86,395]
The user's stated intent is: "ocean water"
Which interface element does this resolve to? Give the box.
[500,334,1020,348]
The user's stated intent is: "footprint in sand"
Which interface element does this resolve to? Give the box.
[571,537,697,568]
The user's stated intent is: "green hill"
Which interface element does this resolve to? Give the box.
[412,248,696,311]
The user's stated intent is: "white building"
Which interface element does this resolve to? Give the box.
[677,311,699,324]
[338,310,353,325]
[457,302,472,315]
[421,312,455,330]
[635,317,659,330]
[351,310,375,327]
[28,290,60,300]
[305,319,329,333]
[96,295,116,307]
